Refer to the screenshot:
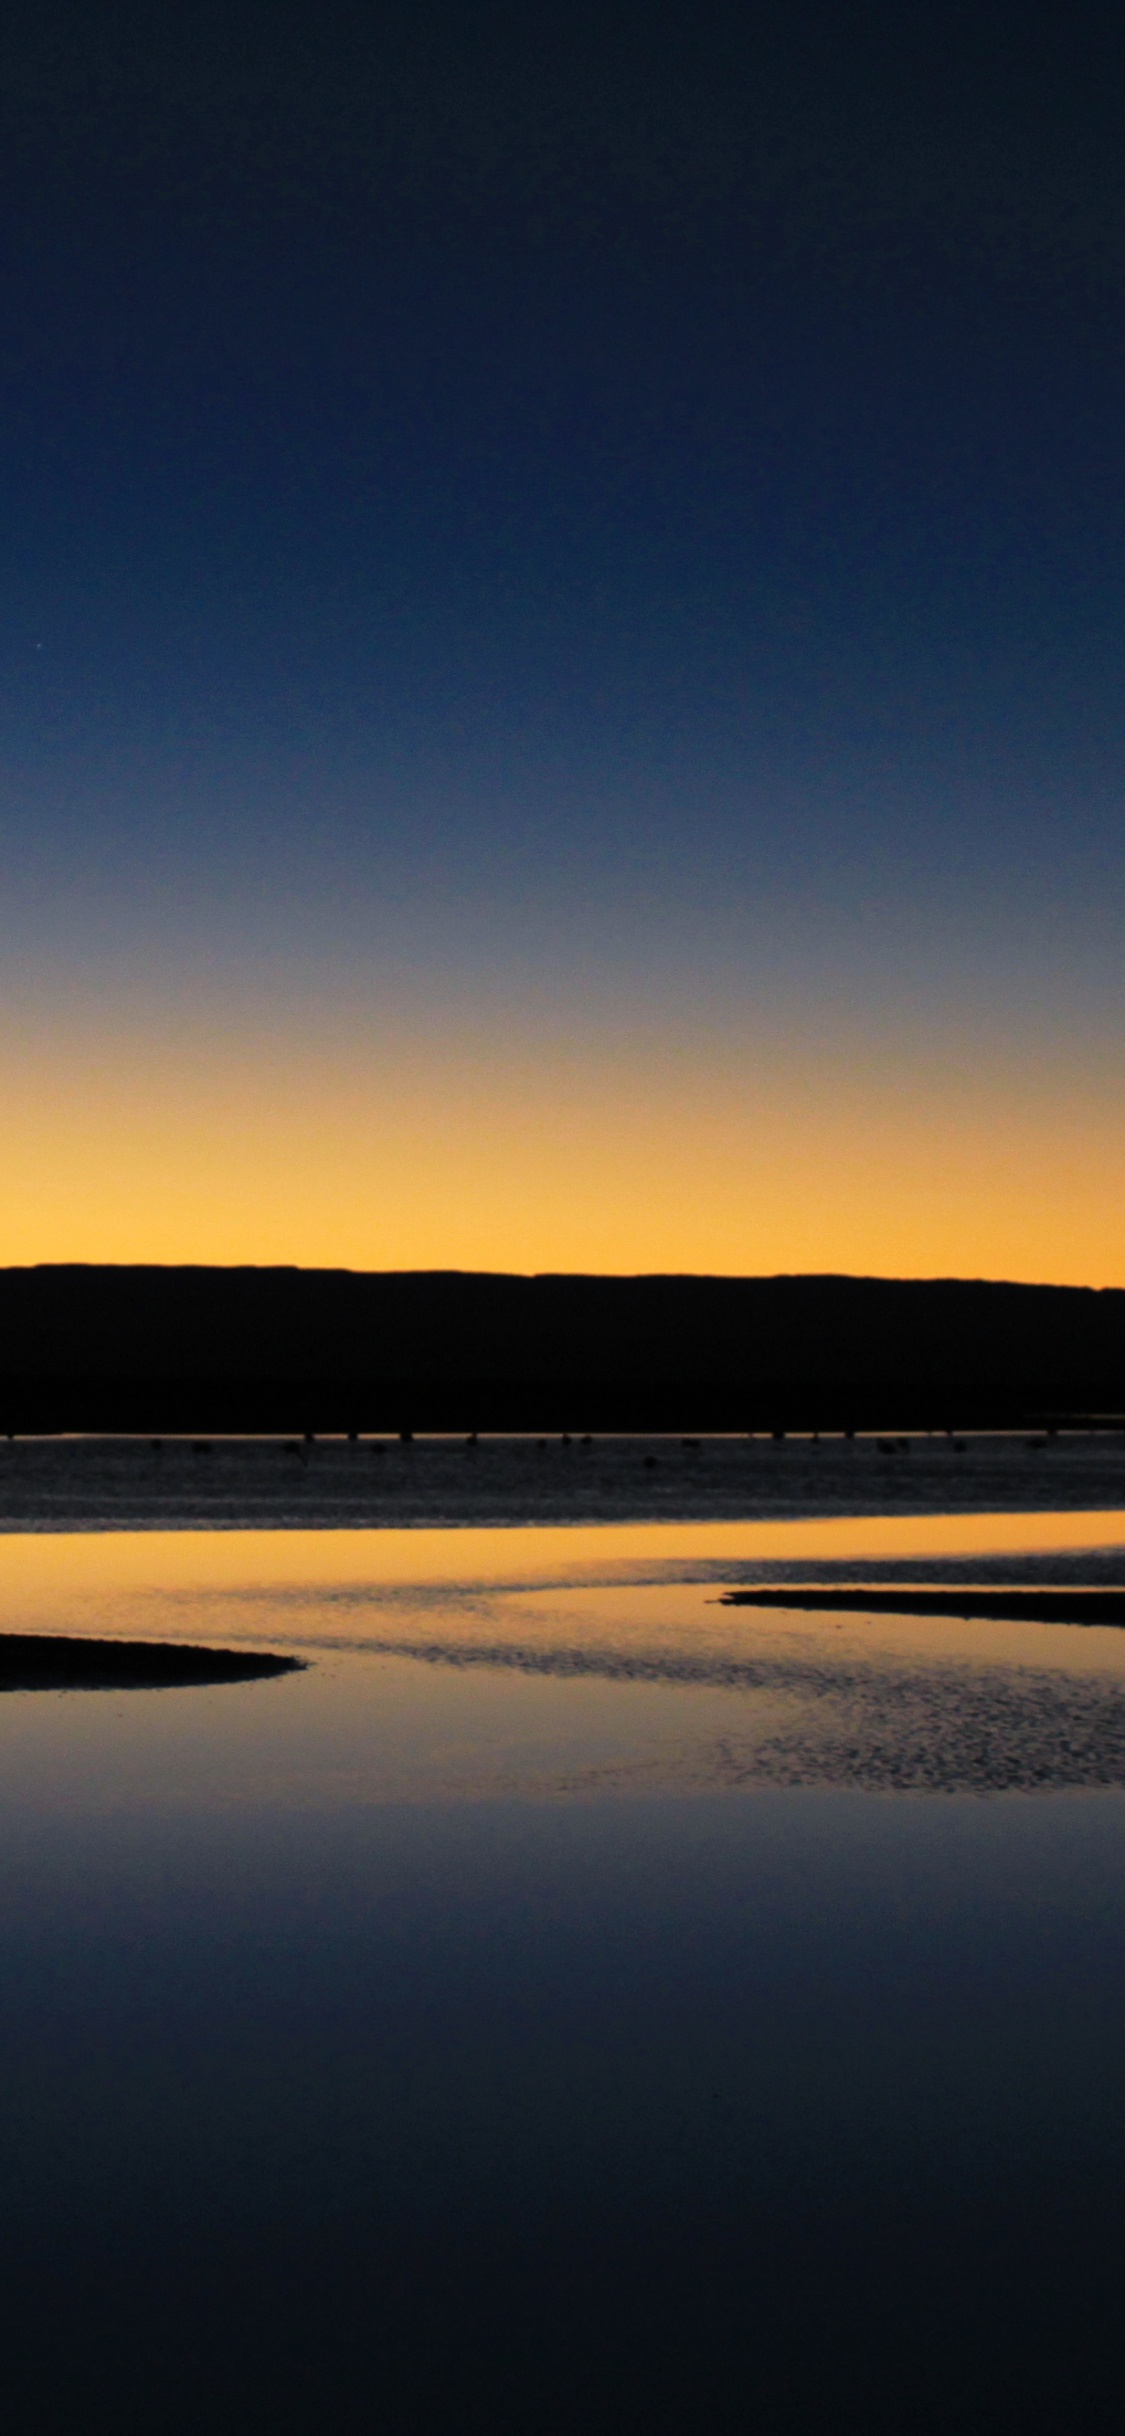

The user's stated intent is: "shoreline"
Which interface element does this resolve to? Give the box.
[0,1431,1120,1532]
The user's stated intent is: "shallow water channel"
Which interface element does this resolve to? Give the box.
[3,1514,1125,2432]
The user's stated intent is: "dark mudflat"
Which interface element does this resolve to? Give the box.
[719,1588,1125,1626]
[0,1634,304,1690]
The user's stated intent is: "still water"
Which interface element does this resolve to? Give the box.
[4,1515,1125,2432]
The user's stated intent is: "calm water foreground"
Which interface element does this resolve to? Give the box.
[4,1513,1125,2433]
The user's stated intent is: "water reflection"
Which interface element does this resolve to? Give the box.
[3,1517,1125,2430]
[4,1514,1125,1802]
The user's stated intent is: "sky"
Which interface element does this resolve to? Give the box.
[2,0,1123,1281]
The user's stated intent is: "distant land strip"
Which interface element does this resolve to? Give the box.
[0,1634,304,1690]
[0,1267,1124,1433]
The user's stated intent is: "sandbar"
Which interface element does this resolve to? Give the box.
[0,1634,304,1690]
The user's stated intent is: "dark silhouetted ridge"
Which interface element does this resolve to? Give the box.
[0,1265,1122,1432]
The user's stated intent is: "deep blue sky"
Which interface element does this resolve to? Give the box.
[2,1,1123,1274]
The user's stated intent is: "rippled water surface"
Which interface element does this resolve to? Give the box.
[4,1514,1125,2432]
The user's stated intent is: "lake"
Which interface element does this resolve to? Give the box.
[3,1507,1125,2432]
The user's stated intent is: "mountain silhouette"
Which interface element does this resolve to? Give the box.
[0,1266,1121,1432]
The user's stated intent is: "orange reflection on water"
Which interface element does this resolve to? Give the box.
[1,1512,1125,1813]
[0,1507,1123,1611]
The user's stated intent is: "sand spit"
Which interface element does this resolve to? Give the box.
[0,1633,303,1690]
[719,1587,1125,1625]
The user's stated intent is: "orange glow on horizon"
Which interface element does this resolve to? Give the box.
[4,1006,1123,1285]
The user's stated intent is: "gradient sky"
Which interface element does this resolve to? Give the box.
[2,1,1123,1280]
